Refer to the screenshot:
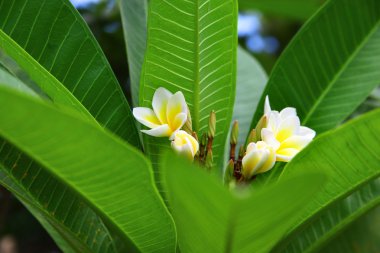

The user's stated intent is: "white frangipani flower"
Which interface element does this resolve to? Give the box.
[242,141,276,179]
[133,87,187,138]
[262,96,316,162]
[171,130,199,160]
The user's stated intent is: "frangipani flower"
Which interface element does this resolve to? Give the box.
[242,141,276,178]
[262,96,316,162]
[133,87,187,138]
[171,130,199,160]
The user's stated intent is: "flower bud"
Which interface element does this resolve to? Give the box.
[230,120,239,145]
[208,110,216,138]
[205,149,213,169]
[182,106,193,134]
[201,133,207,146]
[224,159,235,185]
[171,130,199,160]
[246,129,257,145]
[238,145,245,159]
[241,141,276,179]
[255,115,267,141]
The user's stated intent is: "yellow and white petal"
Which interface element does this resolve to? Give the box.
[266,111,281,133]
[276,116,300,142]
[141,124,171,137]
[152,87,172,124]
[170,112,187,134]
[256,148,276,174]
[246,142,257,153]
[133,107,161,129]
[280,107,297,119]
[242,149,269,178]
[276,148,299,162]
[261,128,280,150]
[280,135,312,150]
[171,130,199,159]
[299,126,316,139]
[264,96,272,116]
[167,91,187,128]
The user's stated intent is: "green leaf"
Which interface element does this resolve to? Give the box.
[0,86,176,253]
[0,167,115,253]
[140,0,238,167]
[238,0,322,20]
[0,61,36,95]
[119,0,148,107]
[161,152,326,253]
[0,69,118,252]
[272,109,380,252]
[319,205,380,253]
[0,30,94,122]
[250,0,380,135]
[0,0,140,147]
[233,47,267,148]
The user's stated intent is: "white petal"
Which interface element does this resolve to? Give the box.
[261,128,280,150]
[276,148,299,162]
[167,91,187,128]
[276,116,300,142]
[133,107,161,129]
[267,111,280,132]
[257,148,276,174]
[171,130,197,159]
[280,107,297,119]
[264,95,271,116]
[246,142,257,153]
[170,112,187,135]
[141,124,171,137]
[242,149,268,178]
[299,126,316,139]
[152,87,172,124]
[280,135,313,150]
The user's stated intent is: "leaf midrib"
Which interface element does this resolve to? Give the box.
[193,0,200,131]
[302,19,380,125]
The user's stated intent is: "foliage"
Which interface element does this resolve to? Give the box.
[0,0,379,252]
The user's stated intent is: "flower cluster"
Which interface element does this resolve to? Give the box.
[133,88,315,183]
[133,87,199,160]
[226,96,315,183]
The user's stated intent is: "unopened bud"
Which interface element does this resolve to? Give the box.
[205,150,213,169]
[182,106,193,134]
[230,120,239,145]
[224,159,235,184]
[247,129,257,145]
[201,133,207,146]
[255,115,267,141]
[239,145,245,159]
[208,110,216,138]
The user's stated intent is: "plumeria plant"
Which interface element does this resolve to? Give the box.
[0,0,380,252]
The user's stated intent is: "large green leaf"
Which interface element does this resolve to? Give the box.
[250,0,380,135]
[0,30,94,122]
[232,47,267,148]
[0,62,36,95]
[0,167,115,253]
[119,0,148,107]
[0,58,121,253]
[161,152,326,253]
[0,86,176,253]
[0,0,140,146]
[271,109,380,252]
[319,205,380,253]
[238,0,322,20]
[140,0,238,168]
